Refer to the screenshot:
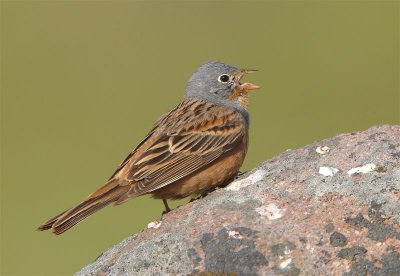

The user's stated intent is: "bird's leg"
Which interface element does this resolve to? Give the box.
[189,194,203,202]
[162,199,171,215]
[235,170,248,179]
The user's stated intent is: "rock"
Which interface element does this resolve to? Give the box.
[76,125,400,276]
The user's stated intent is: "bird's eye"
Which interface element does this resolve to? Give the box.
[218,74,230,83]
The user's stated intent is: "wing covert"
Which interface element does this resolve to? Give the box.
[113,99,247,196]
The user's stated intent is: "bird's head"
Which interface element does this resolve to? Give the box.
[184,61,259,109]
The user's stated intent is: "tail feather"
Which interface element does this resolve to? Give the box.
[36,210,69,231]
[37,185,129,235]
[52,200,112,235]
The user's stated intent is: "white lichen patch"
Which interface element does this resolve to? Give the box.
[256,203,284,220]
[347,163,376,175]
[227,230,243,239]
[147,220,162,229]
[316,146,330,155]
[319,166,339,176]
[284,248,292,255]
[279,258,292,269]
[226,169,267,191]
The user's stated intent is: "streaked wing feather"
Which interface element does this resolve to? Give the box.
[117,100,245,196]
[132,150,223,195]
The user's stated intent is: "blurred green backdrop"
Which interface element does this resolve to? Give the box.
[1,1,399,275]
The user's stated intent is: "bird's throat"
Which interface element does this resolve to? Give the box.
[229,88,250,109]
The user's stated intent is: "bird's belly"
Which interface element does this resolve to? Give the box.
[151,149,246,200]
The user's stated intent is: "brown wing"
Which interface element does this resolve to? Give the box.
[114,99,247,197]
[37,99,247,234]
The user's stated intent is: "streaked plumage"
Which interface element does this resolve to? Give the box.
[37,61,259,235]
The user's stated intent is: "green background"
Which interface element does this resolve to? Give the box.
[1,1,399,275]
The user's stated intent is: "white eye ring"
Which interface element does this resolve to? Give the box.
[218,74,230,83]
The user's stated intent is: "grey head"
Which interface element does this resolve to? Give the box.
[184,61,259,116]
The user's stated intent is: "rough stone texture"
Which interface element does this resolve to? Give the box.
[77,125,400,276]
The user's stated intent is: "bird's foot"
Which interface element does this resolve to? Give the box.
[161,210,170,216]
[235,170,248,179]
[189,189,214,202]
[161,199,171,216]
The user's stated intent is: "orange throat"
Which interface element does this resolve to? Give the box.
[229,88,250,109]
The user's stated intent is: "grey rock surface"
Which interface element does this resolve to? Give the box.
[77,125,400,275]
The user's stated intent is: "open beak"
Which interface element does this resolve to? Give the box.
[236,69,260,91]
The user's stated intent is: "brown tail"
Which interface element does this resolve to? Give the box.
[37,183,129,235]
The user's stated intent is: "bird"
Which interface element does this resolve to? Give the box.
[37,61,259,235]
